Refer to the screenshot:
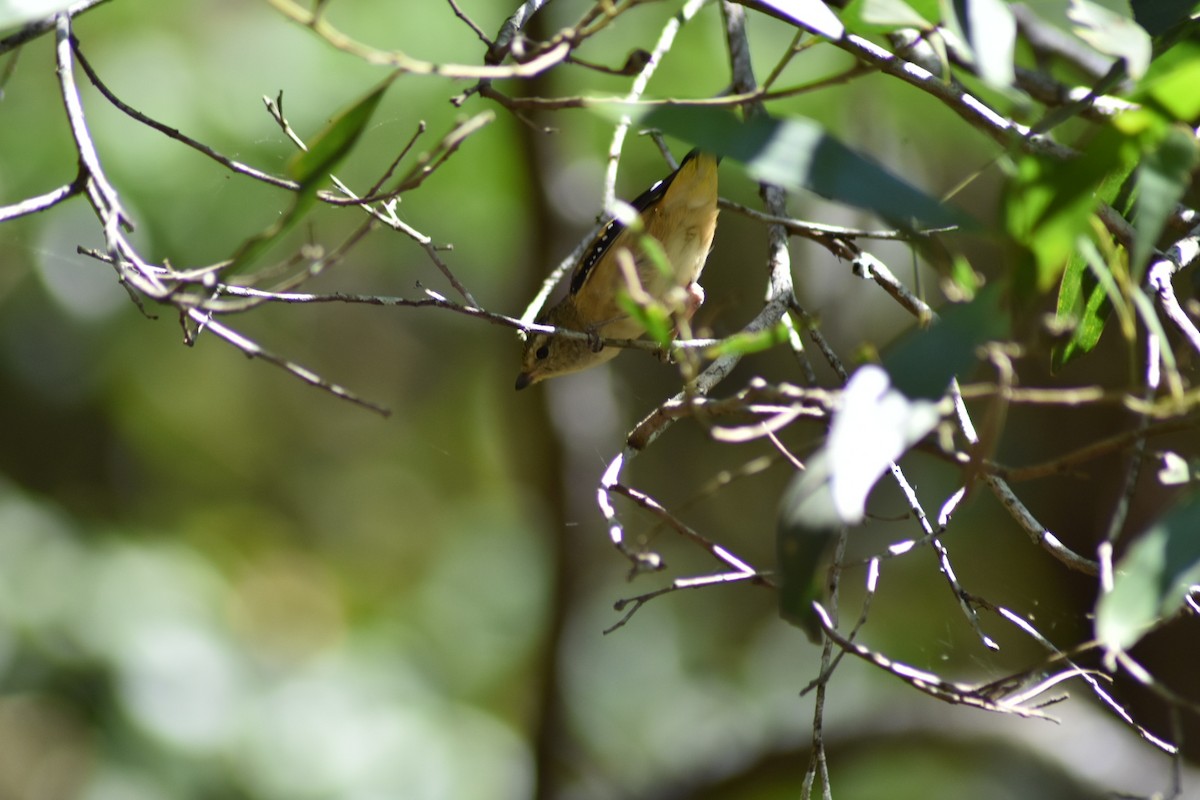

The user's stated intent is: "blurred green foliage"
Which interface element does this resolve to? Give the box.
[1,1,1198,799]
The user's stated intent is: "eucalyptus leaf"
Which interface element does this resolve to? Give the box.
[1068,0,1152,80]
[777,365,942,640]
[954,0,1017,89]
[1131,126,1199,273]
[855,0,936,28]
[1134,40,1200,122]
[737,0,846,39]
[1096,490,1200,654]
[612,105,966,230]
[0,0,74,28]
[704,323,790,358]
[1052,242,1114,370]
[226,75,395,275]
[288,73,396,188]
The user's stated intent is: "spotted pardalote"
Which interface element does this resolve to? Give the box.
[515,149,720,390]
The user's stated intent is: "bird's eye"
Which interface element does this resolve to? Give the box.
[535,345,550,360]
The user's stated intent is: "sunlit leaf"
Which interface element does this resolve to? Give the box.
[777,366,942,641]
[827,366,942,519]
[947,250,981,300]
[617,294,673,346]
[1050,138,1138,369]
[1157,452,1198,486]
[1069,0,1151,79]
[953,0,1017,89]
[704,323,790,358]
[1096,490,1200,654]
[1134,40,1200,122]
[737,0,846,39]
[0,0,74,28]
[849,0,937,29]
[1006,123,1139,298]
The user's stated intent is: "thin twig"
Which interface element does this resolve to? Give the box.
[721,199,938,241]
[55,13,389,416]
[72,39,299,192]
[948,383,1100,574]
[185,310,391,417]
[998,419,1193,483]
[267,0,571,79]
[835,33,1074,160]
[0,174,84,223]
[603,0,709,210]
[851,250,935,322]
[610,482,768,576]
[811,605,1055,720]
[446,0,493,46]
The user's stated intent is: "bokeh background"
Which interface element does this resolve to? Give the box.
[0,1,1197,798]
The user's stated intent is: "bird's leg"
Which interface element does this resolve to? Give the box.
[584,323,605,353]
[680,281,705,323]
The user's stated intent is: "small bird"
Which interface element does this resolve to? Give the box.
[515,149,719,390]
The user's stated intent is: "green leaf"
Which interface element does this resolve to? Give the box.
[778,365,942,641]
[0,0,74,28]
[777,477,837,642]
[739,0,846,39]
[1134,40,1200,122]
[1131,125,1199,272]
[617,294,673,346]
[1005,124,1138,297]
[827,366,943,519]
[1069,0,1152,80]
[777,478,837,641]
[1051,239,1118,369]
[947,250,981,300]
[611,105,967,230]
[953,0,1017,89]
[703,323,790,358]
[226,75,395,275]
[846,0,938,29]
[1096,490,1200,654]
[288,73,396,188]
[1049,137,1138,369]
[884,286,1008,399]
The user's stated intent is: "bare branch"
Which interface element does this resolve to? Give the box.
[0,174,84,222]
[266,0,571,79]
[812,604,1056,720]
[834,33,1075,160]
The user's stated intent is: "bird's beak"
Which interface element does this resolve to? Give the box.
[514,372,535,391]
